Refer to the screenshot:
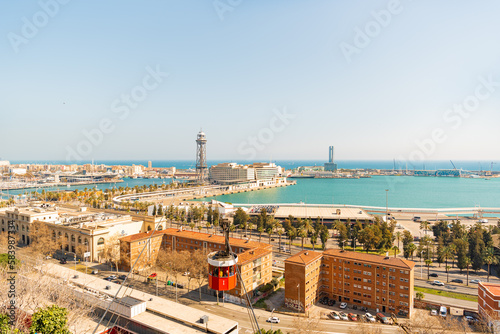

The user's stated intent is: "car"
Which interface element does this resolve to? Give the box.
[439,306,447,318]
[430,309,438,316]
[432,280,445,286]
[348,313,358,321]
[91,270,98,275]
[183,272,190,276]
[330,311,340,320]
[104,277,112,281]
[413,216,421,222]
[470,279,482,284]
[451,279,463,284]
[464,315,477,324]
[60,258,67,264]
[118,275,127,280]
[339,312,349,321]
[108,275,117,280]
[339,302,348,309]
[267,317,280,323]
[376,313,390,324]
[328,299,336,306]
[429,273,438,277]
[365,313,376,322]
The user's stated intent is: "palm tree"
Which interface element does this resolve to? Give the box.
[395,231,401,250]
[408,243,417,260]
[465,257,471,286]
[425,259,433,280]
[288,227,297,253]
[392,246,399,258]
[449,243,457,268]
[266,228,273,244]
[189,222,195,231]
[420,221,430,235]
[298,227,307,250]
[277,229,284,252]
[247,222,254,240]
[484,248,498,282]
[258,226,264,242]
[442,246,453,282]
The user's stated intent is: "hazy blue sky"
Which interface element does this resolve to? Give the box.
[1,1,500,162]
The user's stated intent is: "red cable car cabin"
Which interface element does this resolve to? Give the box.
[207,252,238,291]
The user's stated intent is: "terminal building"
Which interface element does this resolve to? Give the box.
[285,249,415,317]
[120,228,273,304]
[208,162,285,186]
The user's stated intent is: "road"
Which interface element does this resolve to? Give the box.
[415,278,479,295]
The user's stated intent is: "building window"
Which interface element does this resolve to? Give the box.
[98,238,105,245]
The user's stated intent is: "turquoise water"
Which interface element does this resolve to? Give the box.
[5,176,500,209]
[200,176,500,209]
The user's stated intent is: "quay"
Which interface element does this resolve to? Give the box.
[0,179,124,192]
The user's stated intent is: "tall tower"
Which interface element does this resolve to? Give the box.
[324,145,337,172]
[328,146,334,163]
[196,130,207,183]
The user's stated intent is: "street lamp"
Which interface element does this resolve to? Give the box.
[420,250,424,279]
[297,283,300,313]
[271,308,275,331]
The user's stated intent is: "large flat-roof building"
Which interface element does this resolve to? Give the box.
[285,249,415,318]
[120,228,273,304]
[208,162,284,186]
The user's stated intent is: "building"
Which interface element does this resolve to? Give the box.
[120,228,273,304]
[0,206,146,262]
[209,162,284,185]
[285,249,415,317]
[324,146,338,172]
[478,282,500,326]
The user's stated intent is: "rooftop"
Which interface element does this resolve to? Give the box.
[285,250,323,265]
[323,249,415,269]
[480,282,500,297]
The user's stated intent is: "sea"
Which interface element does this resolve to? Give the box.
[5,160,500,209]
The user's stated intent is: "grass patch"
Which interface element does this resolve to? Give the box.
[253,299,267,309]
[342,246,398,256]
[415,286,478,302]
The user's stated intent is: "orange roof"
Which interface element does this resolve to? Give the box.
[238,248,272,265]
[480,282,500,297]
[323,249,415,269]
[120,228,272,251]
[285,250,322,265]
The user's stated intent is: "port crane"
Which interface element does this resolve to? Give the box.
[450,160,457,170]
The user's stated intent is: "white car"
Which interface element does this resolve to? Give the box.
[431,309,438,316]
[432,280,445,286]
[183,272,190,276]
[330,311,340,320]
[365,313,376,322]
[267,317,280,323]
[470,279,482,284]
[339,312,349,321]
[339,302,348,309]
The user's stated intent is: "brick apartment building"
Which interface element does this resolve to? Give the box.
[478,282,500,325]
[120,228,273,304]
[285,249,415,317]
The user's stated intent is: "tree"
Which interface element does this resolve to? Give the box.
[442,246,453,282]
[310,231,318,250]
[266,228,273,244]
[425,259,432,280]
[484,247,498,282]
[28,221,58,259]
[191,250,209,302]
[30,305,70,334]
[392,246,399,258]
[416,292,424,301]
[102,233,121,272]
[454,239,469,273]
[288,227,297,253]
[298,227,307,250]
[465,257,471,286]
[233,207,249,230]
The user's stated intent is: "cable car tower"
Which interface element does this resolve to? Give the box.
[196,130,207,184]
[207,219,261,333]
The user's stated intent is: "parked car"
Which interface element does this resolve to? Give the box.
[328,299,336,306]
[464,315,477,324]
[376,313,390,324]
[329,311,340,320]
[267,317,280,323]
[91,270,98,275]
[413,216,421,222]
[339,312,349,321]
[432,280,445,286]
[470,279,482,284]
[439,306,447,318]
[183,272,190,276]
[348,313,358,321]
[365,313,376,322]
[451,279,464,284]
[430,309,438,316]
[104,277,112,281]
[429,273,438,277]
[118,275,127,280]
[60,258,67,264]
[339,302,348,309]
[108,275,117,280]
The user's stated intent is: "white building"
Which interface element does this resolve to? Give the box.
[208,162,283,185]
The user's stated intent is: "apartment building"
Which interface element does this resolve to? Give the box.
[208,162,284,185]
[285,249,415,317]
[478,282,500,325]
[120,228,273,304]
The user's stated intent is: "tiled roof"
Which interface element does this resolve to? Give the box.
[323,249,415,269]
[480,282,500,297]
[237,248,272,265]
[285,250,322,265]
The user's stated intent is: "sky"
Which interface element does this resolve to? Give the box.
[1,0,500,163]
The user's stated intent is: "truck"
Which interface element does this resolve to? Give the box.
[439,306,447,318]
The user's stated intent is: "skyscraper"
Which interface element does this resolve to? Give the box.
[196,130,208,183]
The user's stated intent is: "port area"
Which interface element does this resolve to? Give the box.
[113,180,296,206]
